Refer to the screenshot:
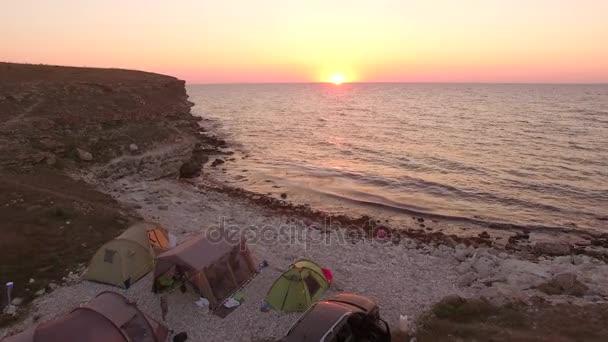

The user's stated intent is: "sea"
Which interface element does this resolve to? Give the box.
[188,83,608,233]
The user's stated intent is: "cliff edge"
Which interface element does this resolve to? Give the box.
[0,63,212,319]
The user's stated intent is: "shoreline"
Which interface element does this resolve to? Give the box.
[193,142,608,262]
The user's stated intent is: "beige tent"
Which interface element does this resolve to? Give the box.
[3,291,168,342]
[154,234,256,308]
[85,222,169,288]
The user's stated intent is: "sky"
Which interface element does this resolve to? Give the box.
[1,0,608,83]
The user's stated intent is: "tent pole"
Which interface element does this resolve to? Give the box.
[226,260,238,288]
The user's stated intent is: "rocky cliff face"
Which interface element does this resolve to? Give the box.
[0,62,205,178]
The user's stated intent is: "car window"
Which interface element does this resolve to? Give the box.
[335,321,354,342]
[322,315,353,342]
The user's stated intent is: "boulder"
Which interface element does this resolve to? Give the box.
[534,242,571,256]
[479,284,525,306]
[211,158,225,167]
[572,254,591,265]
[554,256,573,265]
[11,297,24,306]
[458,272,478,287]
[45,153,57,166]
[128,143,139,152]
[471,255,498,278]
[436,294,465,307]
[537,272,588,296]
[179,160,201,178]
[478,231,491,239]
[76,148,93,161]
[456,261,472,275]
[4,305,18,315]
[454,249,469,262]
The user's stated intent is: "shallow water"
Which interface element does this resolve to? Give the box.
[188,83,608,232]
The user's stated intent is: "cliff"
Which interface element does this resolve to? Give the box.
[0,63,213,317]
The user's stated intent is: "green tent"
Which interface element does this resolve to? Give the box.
[85,222,169,288]
[266,260,329,312]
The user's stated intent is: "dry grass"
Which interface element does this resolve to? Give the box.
[415,297,608,341]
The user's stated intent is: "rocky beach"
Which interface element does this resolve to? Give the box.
[1,63,608,341]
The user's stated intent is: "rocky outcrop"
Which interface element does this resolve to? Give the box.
[534,242,571,256]
[537,273,588,296]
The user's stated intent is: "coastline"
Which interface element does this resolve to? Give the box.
[2,63,608,340]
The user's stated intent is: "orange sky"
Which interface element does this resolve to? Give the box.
[2,0,608,83]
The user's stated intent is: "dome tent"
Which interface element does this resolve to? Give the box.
[85,222,169,288]
[266,259,330,312]
[3,291,168,342]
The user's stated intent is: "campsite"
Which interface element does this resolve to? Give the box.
[2,219,368,341]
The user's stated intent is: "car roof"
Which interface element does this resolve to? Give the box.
[284,302,354,342]
[327,293,377,313]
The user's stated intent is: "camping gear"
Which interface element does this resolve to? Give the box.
[153,234,256,309]
[6,282,13,307]
[195,297,210,311]
[257,260,269,272]
[266,259,330,312]
[85,222,169,288]
[399,314,410,335]
[321,268,333,284]
[260,302,271,312]
[3,291,168,342]
[223,298,240,308]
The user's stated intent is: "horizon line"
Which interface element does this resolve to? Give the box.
[3,61,607,85]
[188,81,608,85]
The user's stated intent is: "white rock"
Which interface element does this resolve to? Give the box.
[3,305,17,315]
[29,278,35,284]
[454,249,469,262]
[471,256,498,278]
[11,297,24,306]
[456,261,472,275]
[35,288,46,296]
[554,256,573,265]
[572,255,590,265]
[76,148,93,161]
[129,143,139,152]
[458,272,478,287]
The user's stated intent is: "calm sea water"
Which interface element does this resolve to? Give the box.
[188,84,608,232]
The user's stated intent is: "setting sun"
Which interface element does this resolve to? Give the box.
[330,74,345,85]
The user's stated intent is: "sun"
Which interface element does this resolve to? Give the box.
[330,73,346,85]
